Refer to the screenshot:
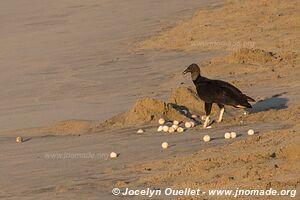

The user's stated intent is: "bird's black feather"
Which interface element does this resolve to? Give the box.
[184,64,254,109]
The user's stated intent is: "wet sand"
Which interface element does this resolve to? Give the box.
[0,0,219,131]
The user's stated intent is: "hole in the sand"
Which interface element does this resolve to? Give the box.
[250,96,288,113]
[168,103,202,124]
[168,103,192,117]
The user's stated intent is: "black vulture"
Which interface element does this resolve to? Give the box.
[183,63,255,128]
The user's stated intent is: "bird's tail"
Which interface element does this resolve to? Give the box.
[244,95,255,102]
[245,102,252,108]
[236,95,253,108]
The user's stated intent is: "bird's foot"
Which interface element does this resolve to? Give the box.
[202,124,212,129]
[203,116,212,128]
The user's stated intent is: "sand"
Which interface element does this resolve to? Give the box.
[123,130,300,198]
[0,0,220,131]
[138,0,300,52]
[1,0,300,199]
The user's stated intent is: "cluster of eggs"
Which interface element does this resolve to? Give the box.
[156,118,196,133]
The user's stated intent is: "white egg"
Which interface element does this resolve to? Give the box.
[190,121,195,127]
[173,120,179,125]
[162,125,169,132]
[224,132,231,139]
[158,118,165,125]
[191,114,198,119]
[137,129,144,133]
[230,132,237,138]
[177,127,184,133]
[110,152,118,158]
[168,127,175,133]
[161,142,169,149]
[157,126,163,132]
[247,129,255,135]
[206,126,212,129]
[201,115,206,120]
[171,124,178,130]
[203,135,211,142]
[16,136,23,143]
[185,122,192,128]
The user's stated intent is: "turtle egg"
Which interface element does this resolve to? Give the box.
[203,135,211,142]
[158,118,165,125]
[201,115,206,120]
[247,129,255,135]
[157,126,163,132]
[173,120,179,125]
[110,152,118,158]
[16,136,23,143]
[185,122,192,128]
[191,114,198,119]
[168,127,175,133]
[162,125,169,132]
[224,132,231,139]
[171,124,178,130]
[190,121,195,127]
[137,129,144,133]
[161,142,169,149]
[177,127,184,133]
[230,132,237,138]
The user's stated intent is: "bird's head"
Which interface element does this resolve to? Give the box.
[183,63,201,80]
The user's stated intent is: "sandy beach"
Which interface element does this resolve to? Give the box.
[0,0,299,199]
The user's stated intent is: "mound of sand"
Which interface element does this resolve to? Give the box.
[225,48,277,64]
[45,120,98,135]
[168,87,203,114]
[168,87,219,115]
[101,97,190,128]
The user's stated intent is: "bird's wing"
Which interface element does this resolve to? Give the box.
[213,80,244,95]
[195,80,248,106]
[214,80,255,102]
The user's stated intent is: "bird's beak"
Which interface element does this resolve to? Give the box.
[182,69,189,75]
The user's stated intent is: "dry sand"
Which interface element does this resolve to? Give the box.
[138,0,300,52]
[1,0,300,199]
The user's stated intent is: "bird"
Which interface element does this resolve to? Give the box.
[183,63,255,128]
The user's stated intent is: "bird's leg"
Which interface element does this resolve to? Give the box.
[203,116,210,128]
[217,104,225,123]
[203,103,212,128]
